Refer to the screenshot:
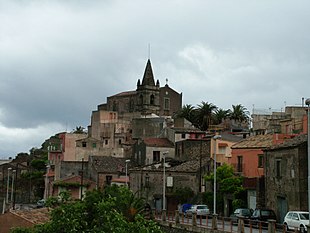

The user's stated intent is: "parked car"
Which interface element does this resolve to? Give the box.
[185,204,210,217]
[179,203,192,214]
[283,211,309,233]
[250,208,276,221]
[250,208,276,227]
[230,208,252,224]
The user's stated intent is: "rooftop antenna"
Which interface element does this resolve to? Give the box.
[166,78,168,86]
[148,43,151,60]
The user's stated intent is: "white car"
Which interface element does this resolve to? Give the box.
[185,204,210,217]
[283,211,309,233]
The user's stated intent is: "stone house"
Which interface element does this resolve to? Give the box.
[264,134,307,223]
[175,138,211,162]
[87,109,132,157]
[132,138,175,166]
[131,115,166,140]
[129,158,212,212]
[88,155,132,188]
[51,175,96,200]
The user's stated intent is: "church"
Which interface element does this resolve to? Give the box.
[99,59,182,117]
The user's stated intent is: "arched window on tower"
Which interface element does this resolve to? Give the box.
[139,94,143,105]
[150,94,155,105]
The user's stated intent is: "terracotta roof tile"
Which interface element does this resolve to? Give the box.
[11,207,50,225]
[232,134,274,149]
[90,156,131,173]
[267,133,307,150]
[167,158,210,172]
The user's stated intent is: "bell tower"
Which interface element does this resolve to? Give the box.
[136,59,160,115]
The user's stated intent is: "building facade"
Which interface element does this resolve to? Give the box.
[264,134,307,223]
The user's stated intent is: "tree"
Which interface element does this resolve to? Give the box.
[229,104,250,123]
[12,186,163,233]
[195,101,217,131]
[173,187,194,204]
[72,126,86,134]
[174,104,196,123]
[213,108,231,125]
[204,163,245,214]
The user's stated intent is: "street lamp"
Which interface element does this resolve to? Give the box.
[213,135,221,215]
[44,165,50,200]
[305,98,310,226]
[80,158,84,199]
[6,167,12,203]
[125,159,130,187]
[11,170,16,204]
[162,151,168,212]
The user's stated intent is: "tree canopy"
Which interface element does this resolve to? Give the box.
[204,163,245,213]
[174,102,250,131]
[12,186,163,233]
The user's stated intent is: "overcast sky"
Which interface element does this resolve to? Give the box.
[0,0,309,158]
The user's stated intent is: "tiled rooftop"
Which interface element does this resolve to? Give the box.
[11,207,50,225]
[90,156,130,172]
[231,134,274,149]
[267,133,307,150]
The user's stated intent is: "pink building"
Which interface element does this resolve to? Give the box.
[229,134,295,178]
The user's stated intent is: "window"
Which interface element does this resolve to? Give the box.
[153,151,160,162]
[237,156,243,172]
[105,140,108,145]
[139,94,143,105]
[92,143,96,148]
[181,133,186,139]
[150,94,155,105]
[106,175,112,185]
[276,159,281,177]
[82,142,87,148]
[164,98,170,110]
[218,146,226,154]
[258,154,264,168]
[119,139,122,145]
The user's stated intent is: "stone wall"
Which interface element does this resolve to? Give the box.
[175,139,211,161]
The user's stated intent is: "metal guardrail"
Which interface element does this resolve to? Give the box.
[154,210,287,233]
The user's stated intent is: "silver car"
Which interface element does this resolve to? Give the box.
[185,204,210,217]
[283,211,309,233]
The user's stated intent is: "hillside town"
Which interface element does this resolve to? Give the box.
[0,59,309,230]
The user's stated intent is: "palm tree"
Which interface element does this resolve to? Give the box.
[174,104,195,123]
[195,101,217,131]
[72,126,86,134]
[213,108,231,125]
[229,104,250,123]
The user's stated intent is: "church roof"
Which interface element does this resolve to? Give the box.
[141,59,155,86]
[109,90,136,97]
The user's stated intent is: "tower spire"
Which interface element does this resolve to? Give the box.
[141,59,155,86]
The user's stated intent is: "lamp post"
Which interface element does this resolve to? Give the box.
[44,165,50,200]
[162,151,168,212]
[6,167,12,203]
[80,158,84,199]
[125,159,130,187]
[11,170,16,204]
[305,98,310,227]
[213,135,221,215]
